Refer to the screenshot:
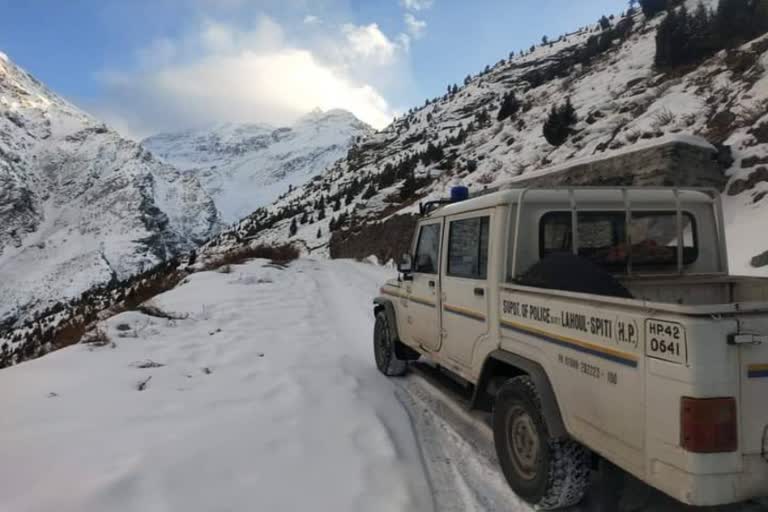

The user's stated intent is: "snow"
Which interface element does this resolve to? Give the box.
[142,110,372,224]
[0,260,437,512]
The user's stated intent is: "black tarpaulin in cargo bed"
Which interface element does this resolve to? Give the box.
[516,253,633,299]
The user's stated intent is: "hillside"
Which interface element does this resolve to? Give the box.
[0,52,220,327]
[201,1,768,277]
[142,110,372,224]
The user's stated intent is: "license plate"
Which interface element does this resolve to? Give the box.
[645,319,687,364]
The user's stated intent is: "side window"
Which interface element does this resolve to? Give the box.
[447,216,490,279]
[414,223,441,274]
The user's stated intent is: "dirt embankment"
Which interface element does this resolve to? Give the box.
[330,214,418,263]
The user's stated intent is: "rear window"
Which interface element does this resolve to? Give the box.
[540,211,698,269]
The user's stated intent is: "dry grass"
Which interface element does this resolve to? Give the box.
[81,326,111,347]
[205,243,300,271]
[738,99,768,128]
[652,108,676,128]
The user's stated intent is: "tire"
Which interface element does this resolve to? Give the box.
[373,311,408,377]
[493,376,590,510]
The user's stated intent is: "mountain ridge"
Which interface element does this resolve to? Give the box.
[0,51,220,325]
[142,109,373,224]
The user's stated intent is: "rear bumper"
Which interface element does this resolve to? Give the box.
[650,455,768,506]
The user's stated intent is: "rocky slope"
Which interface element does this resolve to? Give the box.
[142,109,372,224]
[0,51,220,326]
[202,1,768,276]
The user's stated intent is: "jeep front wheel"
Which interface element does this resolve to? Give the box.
[373,311,407,376]
[493,376,590,510]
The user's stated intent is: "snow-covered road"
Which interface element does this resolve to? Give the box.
[0,259,764,512]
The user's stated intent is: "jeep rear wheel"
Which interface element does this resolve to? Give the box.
[373,311,407,377]
[493,376,590,510]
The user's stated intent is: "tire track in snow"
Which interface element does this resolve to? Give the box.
[307,259,436,512]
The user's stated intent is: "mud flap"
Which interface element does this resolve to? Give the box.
[474,350,567,439]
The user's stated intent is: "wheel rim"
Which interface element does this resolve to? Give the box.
[374,318,391,369]
[506,405,541,481]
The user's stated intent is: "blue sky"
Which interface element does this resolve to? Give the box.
[0,0,625,137]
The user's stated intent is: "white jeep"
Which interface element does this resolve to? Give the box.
[373,187,768,510]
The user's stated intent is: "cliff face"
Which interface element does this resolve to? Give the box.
[202,6,768,277]
[0,52,220,325]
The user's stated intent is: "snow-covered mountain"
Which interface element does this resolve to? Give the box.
[203,3,768,276]
[0,51,220,326]
[142,109,373,224]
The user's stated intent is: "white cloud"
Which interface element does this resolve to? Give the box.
[342,23,397,65]
[97,16,401,136]
[401,0,433,11]
[303,15,321,25]
[404,13,427,39]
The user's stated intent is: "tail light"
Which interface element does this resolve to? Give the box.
[681,397,738,453]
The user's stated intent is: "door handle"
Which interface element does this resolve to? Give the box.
[428,280,436,288]
[474,287,485,297]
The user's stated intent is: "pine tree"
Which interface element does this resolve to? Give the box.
[475,108,491,127]
[299,211,308,224]
[337,212,348,230]
[542,98,578,147]
[639,0,668,18]
[400,170,417,200]
[541,35,549,45]
[333,197,341,211]
[655,5,691,67]
[689,3,715,57]
[362,184,377,199]
[316,227,322,239]
[289,218,298,237]
[497,91,521,121]
[599,15,611,30]
[716,0,768,44]
[422,142,445,165]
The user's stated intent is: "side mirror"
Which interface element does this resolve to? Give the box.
[398,254,413,280]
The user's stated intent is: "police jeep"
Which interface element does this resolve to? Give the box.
[373,186,768,510]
